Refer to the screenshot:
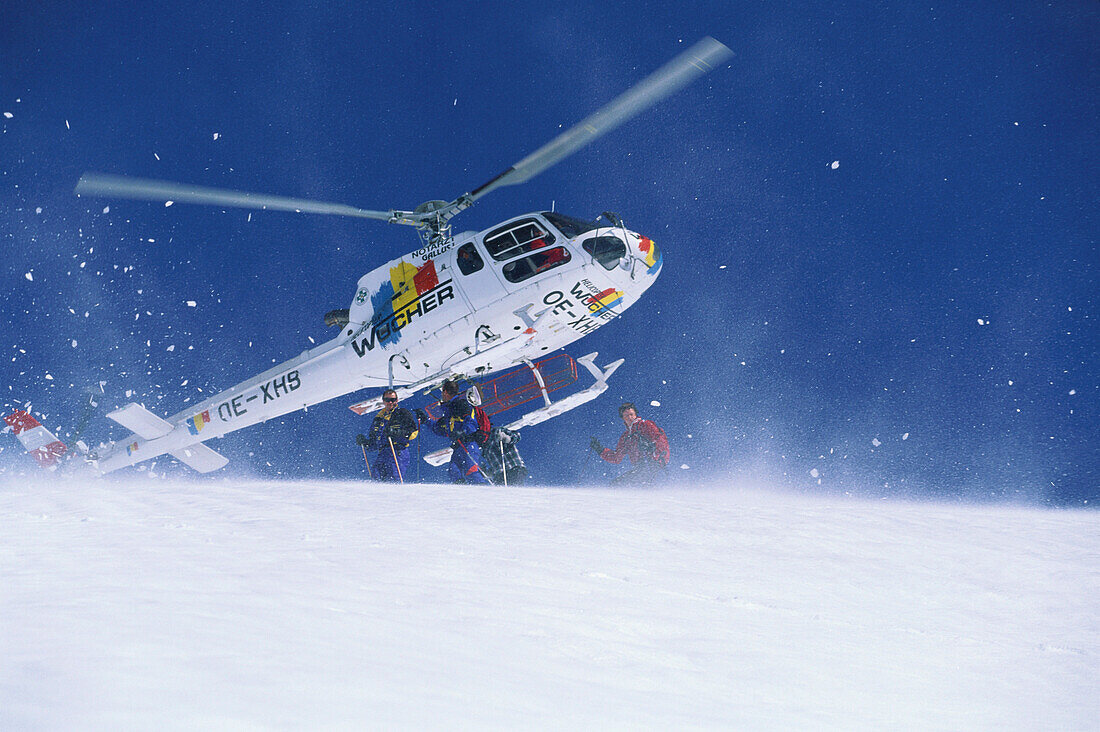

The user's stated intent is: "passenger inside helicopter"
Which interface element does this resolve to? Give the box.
[456,242,484,275]
[502,247,572,283]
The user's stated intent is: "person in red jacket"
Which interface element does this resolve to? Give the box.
[590,402,670,484]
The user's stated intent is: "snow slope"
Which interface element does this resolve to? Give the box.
[1,477,1096,729]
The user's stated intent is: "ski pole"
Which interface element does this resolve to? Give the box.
[501,438,507,487]
[361,444,373,479]
[579,445,596,481]
[453,435,493,485]
[388,436,404,485]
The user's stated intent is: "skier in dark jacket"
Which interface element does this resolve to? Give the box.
[356,389,418,482]
[431,380,490,484]
[590,402,670,484]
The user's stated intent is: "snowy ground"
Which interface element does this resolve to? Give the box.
[1,476,1096,729]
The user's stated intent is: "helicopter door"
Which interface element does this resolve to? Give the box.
[449,240,506,312]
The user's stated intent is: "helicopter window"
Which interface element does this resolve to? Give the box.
[455,242,484,275]
[582,236,627,271]
[501,247,572,284]
[483,219,556,261]
[542,211,599,239]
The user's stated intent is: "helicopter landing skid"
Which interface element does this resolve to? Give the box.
[420,352,623,468]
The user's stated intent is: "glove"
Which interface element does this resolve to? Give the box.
[590,437,603,454]
[355,433,369,447]
[414,407,429,423]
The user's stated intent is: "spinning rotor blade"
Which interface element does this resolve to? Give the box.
[458,36,733,210]
[75,173,412,224]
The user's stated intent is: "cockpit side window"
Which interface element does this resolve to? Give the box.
[456,242,484,275]
[542,211,598,239]
[582,236,627,271]
[501,247,572,283]
[484,219,556,261]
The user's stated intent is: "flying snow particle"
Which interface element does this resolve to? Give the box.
[213,132,220,140]
[167,345,175,352]
[45,374,53,380]
[35,207,42,214]
[872,438,882,447]
[830,160,839,169]
[186,301,197,307]
[902,432,909,440]
[3,112,12,119]
[24,272,33,281]
[719,265,727,269]
[977,318,987,326]
[102,206,110,214]
[165,201,174,207]
[810,468,820,478]
[71,340,77,348]
[1069,389,1076,395]
[650,400,661,407]
[66,119,70,130]
[680,464,690,470]
[154,152,160,161]
[686,434,693,439]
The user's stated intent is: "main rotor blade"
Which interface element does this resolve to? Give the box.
[460,36,733,208]
[75,172,408,223]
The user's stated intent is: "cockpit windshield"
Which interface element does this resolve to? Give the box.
[542,211,599,239]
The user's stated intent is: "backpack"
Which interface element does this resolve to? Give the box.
[472,405,492,445]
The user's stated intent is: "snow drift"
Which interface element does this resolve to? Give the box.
[1,477,1096,728]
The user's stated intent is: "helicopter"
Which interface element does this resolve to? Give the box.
[4,37,732,475]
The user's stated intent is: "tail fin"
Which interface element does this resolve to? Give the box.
[3,410,69,469]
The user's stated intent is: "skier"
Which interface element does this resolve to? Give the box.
[355,388,419,482]
[431,380,490,484]
[590,401,670,484]
[481,426,527,485]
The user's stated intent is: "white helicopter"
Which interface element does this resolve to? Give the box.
[4,37,732,475]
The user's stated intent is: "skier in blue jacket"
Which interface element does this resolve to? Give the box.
[431,380,490,484]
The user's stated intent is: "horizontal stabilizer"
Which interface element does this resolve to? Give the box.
[107,403,174,439]
[170,443,229,473]
[3,410,68,469]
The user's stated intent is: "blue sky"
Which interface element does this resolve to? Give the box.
[2,2,1096,502]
